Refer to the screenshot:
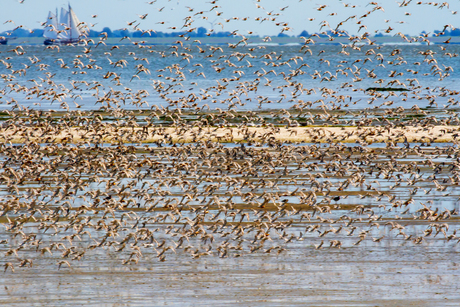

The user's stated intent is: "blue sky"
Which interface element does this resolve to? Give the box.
[1,0,459,36]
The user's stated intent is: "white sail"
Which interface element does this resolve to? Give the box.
[43,11,58,39]
[44,4,84,44]
[68,5,83,40]
[58,7,70,39]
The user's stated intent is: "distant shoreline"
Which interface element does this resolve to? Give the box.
[3,35,460,46]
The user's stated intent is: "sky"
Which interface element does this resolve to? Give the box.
[1,0,460,36]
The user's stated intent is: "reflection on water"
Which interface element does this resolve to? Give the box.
[1,246,460,306]
[0,141,460,305]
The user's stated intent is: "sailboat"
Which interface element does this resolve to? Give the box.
[44,4,85,45]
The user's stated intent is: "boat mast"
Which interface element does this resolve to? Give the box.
[68,4,72,41]
[68,4,84,42]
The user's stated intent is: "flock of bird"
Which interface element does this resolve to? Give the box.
[0,1,460,272]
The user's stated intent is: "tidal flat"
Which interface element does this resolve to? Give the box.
[1,114,460,305]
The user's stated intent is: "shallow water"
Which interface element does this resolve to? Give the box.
[2,242,460,306]
[1,141,460,305]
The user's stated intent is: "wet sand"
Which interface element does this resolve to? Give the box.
[1,236,460,306]
[1,138,460,306]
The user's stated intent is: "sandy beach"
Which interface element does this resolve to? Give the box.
[2,125,460,144]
